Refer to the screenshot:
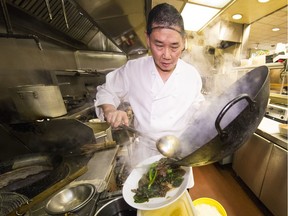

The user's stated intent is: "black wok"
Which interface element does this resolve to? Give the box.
[0,153,66,198]
[176,65,270,166]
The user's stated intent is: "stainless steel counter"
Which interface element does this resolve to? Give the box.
[233,117,287,216]
[256,117,287,149]
[27,147,119,215]
[72,146,119,191]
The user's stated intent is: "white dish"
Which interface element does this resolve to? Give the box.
[122,155,193,210]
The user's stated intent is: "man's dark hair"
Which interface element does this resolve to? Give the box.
[146,3,185,36]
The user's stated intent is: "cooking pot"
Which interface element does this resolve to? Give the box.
[175,65,270,166]
[10,84,67,121]
[95,196,137,216]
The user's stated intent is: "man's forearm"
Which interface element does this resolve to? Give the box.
[100,104,117,119]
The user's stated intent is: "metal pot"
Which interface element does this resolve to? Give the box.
[95,197,137,216]
[10,84,67,121]
[176,65,270,166]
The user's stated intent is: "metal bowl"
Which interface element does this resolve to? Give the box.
[45,184,95,214]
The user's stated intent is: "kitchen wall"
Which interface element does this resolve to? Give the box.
[0,24,128,160]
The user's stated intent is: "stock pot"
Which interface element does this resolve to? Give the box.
[10,84,67,121]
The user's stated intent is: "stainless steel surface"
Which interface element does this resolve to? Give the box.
[74,0,147,55]
[259,144,287,216]
[0,192,29,216]
[208,20,243,49]
[0,0,43,50]
[45,184,95,214]
[233,116,288,216]
[44,0,52,20]
[265,103,288,123]
[13,165,88,215]
[85,120,113,143]
[233,133,273,196]
[23,147,118,215]
[256,117,288,150]
[10,85,67,121]
[156,135,181,159]
[61,0,69,29]
[1,0,286,54]
[75,147,119,192]
[3,0,147,54]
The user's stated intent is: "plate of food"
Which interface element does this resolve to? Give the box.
[122,155,193,210]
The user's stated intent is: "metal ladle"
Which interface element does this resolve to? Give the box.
[156,135,181,159]
[120,126,184,163]
[156,136,194,167]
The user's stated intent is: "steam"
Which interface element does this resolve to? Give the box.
[122,22,259,166]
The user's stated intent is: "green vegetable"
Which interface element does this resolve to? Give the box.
[148,162,158,189]
[132,158,186,203]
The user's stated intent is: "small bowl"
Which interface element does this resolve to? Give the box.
[193,197,227,216]
[45,184,95,215]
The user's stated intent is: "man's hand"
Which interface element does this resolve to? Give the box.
[101,104,129,128]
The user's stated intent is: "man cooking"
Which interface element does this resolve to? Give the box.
[95,3,204,163]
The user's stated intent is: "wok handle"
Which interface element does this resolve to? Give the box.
[215,94,256,140]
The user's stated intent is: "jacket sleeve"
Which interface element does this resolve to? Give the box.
[94,64,129,120]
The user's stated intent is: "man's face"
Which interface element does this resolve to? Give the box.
[146,25,185,74]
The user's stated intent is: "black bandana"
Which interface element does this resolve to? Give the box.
[151,26,184,36]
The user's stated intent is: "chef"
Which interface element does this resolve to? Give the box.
[95,3,204,163]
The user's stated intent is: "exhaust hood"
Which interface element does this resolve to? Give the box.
[0,0,149,56]
[207,20,243,49]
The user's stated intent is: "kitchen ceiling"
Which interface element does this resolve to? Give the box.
[153,0,287,51]
[0,0,286,54]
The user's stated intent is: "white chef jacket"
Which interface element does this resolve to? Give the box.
[95,56,204,142]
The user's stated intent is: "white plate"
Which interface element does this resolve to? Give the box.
[122,155,193,210]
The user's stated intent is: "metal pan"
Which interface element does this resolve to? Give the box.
[176,65,270,166]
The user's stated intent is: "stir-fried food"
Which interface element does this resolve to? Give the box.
[131,158,186,203]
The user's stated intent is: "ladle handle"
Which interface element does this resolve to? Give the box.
[120,125,139,134]
[215,94,256,139]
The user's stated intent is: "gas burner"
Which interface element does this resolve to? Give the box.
[0,192,29,215]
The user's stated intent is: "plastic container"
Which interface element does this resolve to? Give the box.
[193,197,227,216]
[137,190,194,216]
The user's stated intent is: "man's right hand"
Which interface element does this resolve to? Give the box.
[101,104,129,128]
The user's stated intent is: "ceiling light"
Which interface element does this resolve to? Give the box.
[232,14,242,20]
[258,0,270,3]
[272,27,280,32]
[187,0,232,8]
[181,3,220,31]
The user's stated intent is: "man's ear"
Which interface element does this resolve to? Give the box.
[145,31,150,49]
[183,37,187,51]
